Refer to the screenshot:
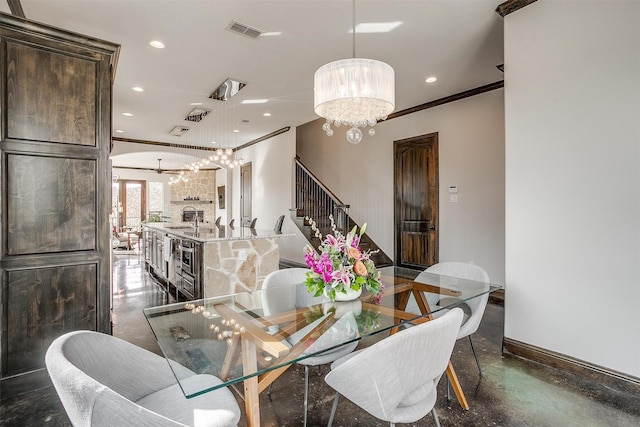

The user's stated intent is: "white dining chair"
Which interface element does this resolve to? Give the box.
[325,307,463,427]
[273,214,285,233]
[404,261,490,375]
[261,268,359,427]
[45,330,240,427]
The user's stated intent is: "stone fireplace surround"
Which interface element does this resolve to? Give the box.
[169,170,217,224]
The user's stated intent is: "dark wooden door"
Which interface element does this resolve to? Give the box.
[240,163,252,226]
[394,133,439,269]
[0,14,119,397]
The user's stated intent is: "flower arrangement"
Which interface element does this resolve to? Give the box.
[303,215,383,302]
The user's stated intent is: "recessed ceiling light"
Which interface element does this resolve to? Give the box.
[115,129,124,133]
[149,40,165,49]
[122,112,133,117]
[210,141,217,144]
[241,99,268,104]
[352,21,402,34]
[233,129,240,133]
[132,86,144,92]
[425,76,437,83]
[263,112,271,117]
[190,102,203,106]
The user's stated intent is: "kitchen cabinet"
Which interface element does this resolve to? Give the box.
[0,13,119,398]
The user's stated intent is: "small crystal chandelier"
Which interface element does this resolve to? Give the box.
[208,147,244,169]
[313,0,395,144]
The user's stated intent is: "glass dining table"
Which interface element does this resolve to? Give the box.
[144,266,503,427]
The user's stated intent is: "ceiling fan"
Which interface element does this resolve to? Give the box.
[153,158,174,174]
[112,158,180,174]
[112,158,219,174]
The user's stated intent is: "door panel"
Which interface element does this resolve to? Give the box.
[240,163,252,226]
[7,154,96,254]
[394,134,438,269]
[5,40,97,145]
[5,264,97,376]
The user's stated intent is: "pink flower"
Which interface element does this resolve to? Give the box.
[325,234,344,251]
[331,265,354,288]
[304,252,315,269]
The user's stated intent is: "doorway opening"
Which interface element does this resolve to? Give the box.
[111,180,147,231]
[240,163,252,227]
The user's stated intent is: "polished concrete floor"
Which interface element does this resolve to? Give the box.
[1,252,639,426]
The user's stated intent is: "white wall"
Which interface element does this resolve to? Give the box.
[504,1,640,377]
[297,89,506,284]
[229,129,311,263]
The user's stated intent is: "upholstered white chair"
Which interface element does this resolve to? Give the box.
[113,226,139,250]
[404,261,491,374]
[261,268,359,427]
[273,214,285,233]
[45,330,240,427]
[324,307,463,427]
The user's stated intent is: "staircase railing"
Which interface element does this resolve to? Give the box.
[293,157,393,267]
[295,157,350,231]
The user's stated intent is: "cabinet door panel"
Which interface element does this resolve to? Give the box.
[6,153,96,255]
[4,264,97,376]
[5,40,97,145]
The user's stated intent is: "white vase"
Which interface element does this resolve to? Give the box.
[324,286,362,302]
[323,300,362,318]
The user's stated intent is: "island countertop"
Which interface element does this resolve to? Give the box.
[142,222,293,243]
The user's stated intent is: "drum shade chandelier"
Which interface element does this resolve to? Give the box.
[314,0,395,144]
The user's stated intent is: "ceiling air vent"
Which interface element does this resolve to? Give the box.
[169,126,190,136]
[227,20,264,39]
[185,107,211,122]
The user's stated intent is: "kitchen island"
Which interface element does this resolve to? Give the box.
[142,223,292,299]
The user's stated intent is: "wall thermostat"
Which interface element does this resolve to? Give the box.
[448,185,458,194]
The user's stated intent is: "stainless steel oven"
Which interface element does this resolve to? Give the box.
[177,238,201,299]
[179,240,196,276]
[180,270,196,299]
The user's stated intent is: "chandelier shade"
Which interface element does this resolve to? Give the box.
[314,58,395,143]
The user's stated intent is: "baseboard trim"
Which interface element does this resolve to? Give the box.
[503,337,640,394]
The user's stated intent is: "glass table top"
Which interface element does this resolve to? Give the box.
[144,266,502,398]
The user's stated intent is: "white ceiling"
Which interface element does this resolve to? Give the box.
[4,1,504,170]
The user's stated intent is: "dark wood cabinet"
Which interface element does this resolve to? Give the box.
[0,13,119,398]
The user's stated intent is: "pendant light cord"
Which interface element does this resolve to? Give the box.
[352,0,356,58]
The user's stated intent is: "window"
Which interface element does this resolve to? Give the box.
[148,181,165,222]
